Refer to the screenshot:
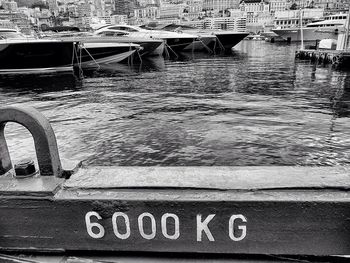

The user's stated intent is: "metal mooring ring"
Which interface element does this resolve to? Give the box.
[0,106,62,177]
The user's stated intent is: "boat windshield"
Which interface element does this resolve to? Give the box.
[108,26,140,32]
[0,31,25,39]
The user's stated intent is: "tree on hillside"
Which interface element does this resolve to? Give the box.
[290,3,298,10]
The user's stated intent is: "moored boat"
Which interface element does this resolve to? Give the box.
[272,13,348,42]
[90,31,165,56]
[0,37,75,74]
[212,31,249,51]
[78,42,141,68]
[142,24,217,52]
[41,30,165,57]
[94,25,197,53]
[0,29,141,73]
[141,23,249,52]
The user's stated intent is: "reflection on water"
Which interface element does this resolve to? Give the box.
[1,41,350,167]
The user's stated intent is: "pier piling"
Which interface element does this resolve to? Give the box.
[295,49,350,67]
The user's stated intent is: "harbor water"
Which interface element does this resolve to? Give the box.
[1,40,350,167]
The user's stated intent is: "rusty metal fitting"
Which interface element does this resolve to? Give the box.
[14,158,38,178]
[0,106,63,177]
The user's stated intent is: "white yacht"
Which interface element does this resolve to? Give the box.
[141,24,216,52]
[272,14,348,42]
[94,25,197,53]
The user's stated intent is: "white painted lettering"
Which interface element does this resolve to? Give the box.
[112,212,131,240]
[196,214,215,242]
[85,211,105,239]
[161,213,180,240]
[138,212,156,240]
[229,214,247,241]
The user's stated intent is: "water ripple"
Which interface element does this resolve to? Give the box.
[1,41,350,167]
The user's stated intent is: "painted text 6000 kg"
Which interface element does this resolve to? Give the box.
[85,211,247,241]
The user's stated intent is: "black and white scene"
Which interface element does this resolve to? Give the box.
[0,0,350,262]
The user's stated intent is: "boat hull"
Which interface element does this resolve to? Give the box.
[0,41,74,74]
[213,32,249,51]
[149,41,165,56]
[272,27,340,42]
[78,43,138,68]
[183,36,216,51]
[81,37,164,57]
[165,37,196,52]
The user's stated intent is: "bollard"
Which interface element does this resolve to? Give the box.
[0,106,62,177]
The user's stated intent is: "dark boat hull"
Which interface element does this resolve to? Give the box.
[78,44,138,68]
[137,41,163,56]
[213,32,249,51]
[0,41,74,74]
[165,37,196,52]
[76,37,164,57]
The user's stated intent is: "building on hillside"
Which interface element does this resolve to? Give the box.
[2,0,18,11]
[159,2,186,20]
[77,1,92,17]
[269,0,288,12]
[67,4,78,16]
[105,0,116,15]
[245,11,273,32]
[240,0,269,13]
[134,5,159,23]
[17,6,30,17]
[205,16,246,31]
[318,0,350,13]
[183,0,204,20]
[273,8,324,29]
[137,0,160,6]
[36,16,53,29]
[58,4,67,13]
[239,0,270,32]
[203,0,240,12]
[93,0,106,16]
[0,10,31,33]
[186,16,246,31]
[111,14,128,24]
[310,0,346,9]
[47,0,58,14]
[0,19,16,29]
[114,0,137,17]
[288,0,349,9]
[182,19,205,28]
